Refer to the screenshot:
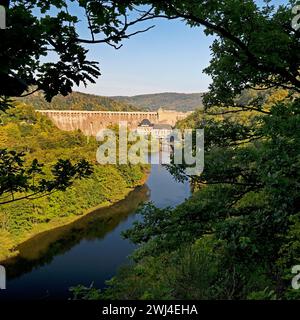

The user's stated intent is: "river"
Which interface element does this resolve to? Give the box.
[0,163,190,300]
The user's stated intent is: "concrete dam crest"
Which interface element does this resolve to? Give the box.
[37,109,192,136]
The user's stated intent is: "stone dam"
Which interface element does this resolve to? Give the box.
[37,109,192,136]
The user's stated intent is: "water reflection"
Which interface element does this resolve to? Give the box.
[0,164,190,300]
[3,185,149,279]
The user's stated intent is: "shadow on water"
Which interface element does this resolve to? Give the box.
[0,163,191,300]
[2,185,150,280]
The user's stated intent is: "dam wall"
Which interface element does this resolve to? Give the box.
[37,109,192,136]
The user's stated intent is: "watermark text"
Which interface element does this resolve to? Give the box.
[0,265,6,290]
[0,5,6,30]
[96,122,204,176]
[292,4,300,31]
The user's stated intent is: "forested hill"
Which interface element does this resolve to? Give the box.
[112,92,204,111]
[0,103,147,260]
[18,91,139,111]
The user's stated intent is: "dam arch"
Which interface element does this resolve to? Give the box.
[37,109,192,136]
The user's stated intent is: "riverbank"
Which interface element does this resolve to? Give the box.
[0,162,191,300]
[0,166,150,262]
[0,104,151,262]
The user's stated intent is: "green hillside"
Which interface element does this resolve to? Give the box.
[0,103,148,261]
[18,91,139,111]
[112,92,204,111]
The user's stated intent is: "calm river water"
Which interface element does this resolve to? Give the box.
[0,163,190,300]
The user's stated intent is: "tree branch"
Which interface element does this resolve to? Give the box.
[0,190,57,205]
[19,88,39,97]
[167,5,300,91]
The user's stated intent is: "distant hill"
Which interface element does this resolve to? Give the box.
[18,91,139,111]
[112,92,205,112]
[18,91,204,112]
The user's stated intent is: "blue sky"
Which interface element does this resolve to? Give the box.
[71,0,288,96]
[76,17,214,96]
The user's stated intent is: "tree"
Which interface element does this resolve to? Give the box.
[2,1,299,111]
[131,0,300,109]
[86,1,300,299]
[0,149,93,205]
[0,0,159,110]
[2,0,300,298]
[0,0,156,202]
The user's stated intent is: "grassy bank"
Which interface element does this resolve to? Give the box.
[0,104,149,261]
[0,165,149,262]
[0,168,147,262]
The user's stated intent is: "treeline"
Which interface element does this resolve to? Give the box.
[17,91,139,112]
[0,104,147,261]
[113,92,204,112]
[75,89,300,300]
